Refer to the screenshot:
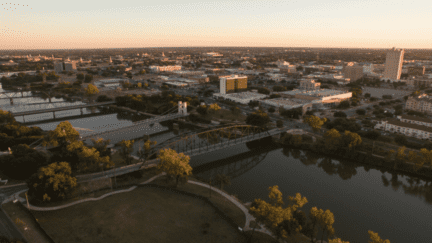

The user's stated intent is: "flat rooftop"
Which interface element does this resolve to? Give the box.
[261,98,312,107]
[222,91,268,99]
[277,89,348,97]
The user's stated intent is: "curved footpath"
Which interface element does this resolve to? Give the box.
[8,173,277,239]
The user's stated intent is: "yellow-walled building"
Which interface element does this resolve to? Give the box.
[219,75,248,94]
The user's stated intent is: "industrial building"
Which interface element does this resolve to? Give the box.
[383,47,405,82]
[213,91,267,104]
[274,89,352,107]
[219,75,248,94]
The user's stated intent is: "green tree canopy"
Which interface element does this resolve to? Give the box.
[42,121,80,147]
[157,148,192,186]
[119,139,135,165]
[303,115,327,132]
[27,162,77,203]
[85,84,99,96]
[246,110,271,127]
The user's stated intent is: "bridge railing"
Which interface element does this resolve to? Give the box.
[80,113,188,141]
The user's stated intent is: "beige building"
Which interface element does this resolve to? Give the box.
[299,79,321,90]
[374,115,432,140]
[405,94,432,113]
[64,62,77,72]
[219,75,247,94]
[342,62,364,82]
[150,65,182,72]
[383,47,405,82]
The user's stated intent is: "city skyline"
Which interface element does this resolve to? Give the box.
[1,0,432,50]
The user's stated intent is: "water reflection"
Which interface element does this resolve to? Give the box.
[283,148,432,205]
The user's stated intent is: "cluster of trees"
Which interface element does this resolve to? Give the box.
[0,110,44,150]
[196,103,221,116]
[303,115,327,132]
[245,110,271,127]
[337,100,350,109]
[115,93,199,115]
[385,146,432,172]
[325,118,361,133]
[257,87,271,95]
[157,148,192,186]
[0,71,60,88]
[279,107,303,119]
[249,185,389,243]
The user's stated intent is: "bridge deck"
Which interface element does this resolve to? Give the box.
[81,113,188,145]
[11,101,116,116]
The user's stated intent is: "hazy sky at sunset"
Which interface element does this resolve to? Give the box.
[1,0,431,50]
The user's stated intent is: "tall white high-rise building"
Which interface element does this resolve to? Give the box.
[383,47,404,82]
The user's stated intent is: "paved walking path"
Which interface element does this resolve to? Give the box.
[9,173,278,240]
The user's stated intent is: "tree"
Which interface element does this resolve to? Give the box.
[364,93,371,98]
[276,120,284,128]
[85,84,99,96]
[42,121,80,147]
[258,87,271,95]
[394,146,406,169]
[96,95,113,102]
[356,109,366,115]
[84,74,93,83]
[337,101,350,109]
[230,106,241,115]
[0,109,15,124]
[26,162,77,203]
[329,239,349,243]
[91,138,111,157]
[246,110,271,127]
[76,73,84,81]
[157,148,192,186]
[317,209,335,243]
[214,174,231,190]
[304,115,327,132]
[249,186,308,240]
[341,131,362,151]
[368,230,390,243]
[323,129,341,152]
[248,100,260,108]
[119,139,134,165]
[385,149,396,163]
[208,103,221,114]
[268,107,276,113]
[0,144,49,180]
[138,139,157,162]
[196,104,208,116]
[334,111,347,118]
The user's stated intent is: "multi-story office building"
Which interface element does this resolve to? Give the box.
[405,94,432,113]
[219,75,247,94]
[299,79,321,90]
[54,62,64,73]
[342,62,364,82]
[383,47,405,82]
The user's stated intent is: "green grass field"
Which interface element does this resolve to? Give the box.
[32,187,247,243]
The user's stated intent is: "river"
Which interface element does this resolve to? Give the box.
[192,140,432,243]
[1,87,431,243]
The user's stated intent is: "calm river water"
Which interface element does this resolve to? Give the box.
[1,87,431,243]
[192,140,432,243]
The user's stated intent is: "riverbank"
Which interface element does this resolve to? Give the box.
[276,135,432,181]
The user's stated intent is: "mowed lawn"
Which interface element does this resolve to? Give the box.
[31,186,246,243]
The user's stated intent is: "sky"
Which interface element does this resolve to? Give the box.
[0,0,431,50]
